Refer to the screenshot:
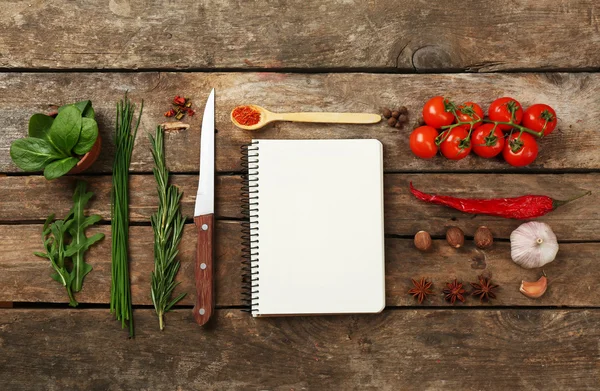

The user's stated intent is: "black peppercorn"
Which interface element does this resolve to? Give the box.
[398,106,409,115]
[382,108,392,118]
[398,114,408,123]
[394,121,403,129]
[391,111,400,119]
[387,117,398,127]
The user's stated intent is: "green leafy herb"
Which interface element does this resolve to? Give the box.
[9,138,65,171]
[111,93,143,337]
[10,100,99,180]
[149,126,186,330]
[34,181,104,306]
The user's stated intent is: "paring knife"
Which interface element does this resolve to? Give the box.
[193,89,215,326]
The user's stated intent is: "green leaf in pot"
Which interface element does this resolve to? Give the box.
[10,137,64,171]
[47,106,82,156]
[73,118,98,155]
[58,100,91,116]
[28,113,54,140]
[44,156,79,180]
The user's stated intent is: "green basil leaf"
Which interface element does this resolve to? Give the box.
[58,100,91,115]
[73,118,98,155]
[28,114,55,140]
[43,157,78,180]
[83,105,95,119]
[47,106,82,155]
[10,137,63,171]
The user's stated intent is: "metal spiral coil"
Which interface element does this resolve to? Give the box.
[240,141,260,313]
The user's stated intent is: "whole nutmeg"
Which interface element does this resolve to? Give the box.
[474,226,494,249]
[398,106,409,115]
[398,114,408,123]
[382,108,392,118]
[391,111,400,119]
[387,117,398,127]
[446,227,465,248]
[414,231,432,251]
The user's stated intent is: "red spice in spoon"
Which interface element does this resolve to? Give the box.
[232,105,261,126]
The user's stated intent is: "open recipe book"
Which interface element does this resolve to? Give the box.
[242,139,386,317]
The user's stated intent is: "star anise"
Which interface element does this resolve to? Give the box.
[408,277,433,304]
[470,275,499,302]
[442,279,466,304]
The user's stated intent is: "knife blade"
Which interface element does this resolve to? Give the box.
[193,89,215,326]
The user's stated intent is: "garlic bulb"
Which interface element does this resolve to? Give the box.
[510,222,559,269]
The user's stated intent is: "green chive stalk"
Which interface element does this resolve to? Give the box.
[110,93,143,338]
[149,126,186,330]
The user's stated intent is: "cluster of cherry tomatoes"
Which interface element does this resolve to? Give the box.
[409,96,557,167]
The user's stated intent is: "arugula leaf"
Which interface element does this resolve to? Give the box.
[73,118,98,155]
[28,114,55,140]
[47,106,82,156]
[58,100,91,116]
[65,181,105,292]
[44,157,78,180]
[10,137,64,171]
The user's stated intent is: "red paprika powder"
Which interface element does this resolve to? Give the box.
[232,105,261,126]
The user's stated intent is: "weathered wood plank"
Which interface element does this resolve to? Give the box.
[1,72,599,173]
[1,223,597,307]
[2,173,596,240]
[1,1,599,71]
[1,308,598,390]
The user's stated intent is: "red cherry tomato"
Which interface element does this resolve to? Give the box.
[471,124,505,158]
[522,104,557,136]
[502,133,538,167]
[422,96,455,128]
[488,97,523,131]
[409,126,439,159]
[440,127,471,160]
[456,102,484,129]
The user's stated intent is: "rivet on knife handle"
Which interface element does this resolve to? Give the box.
[193,214,214,325]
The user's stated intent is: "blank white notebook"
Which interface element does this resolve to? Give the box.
[242,139,385,317]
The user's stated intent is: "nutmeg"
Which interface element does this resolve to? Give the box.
[474,226,494,249]
[387,117,398,127]
[414,231,432,252]
[382,108,392,118]
[446,227,465,248]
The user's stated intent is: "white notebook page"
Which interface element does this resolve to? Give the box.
[250,139,385,316]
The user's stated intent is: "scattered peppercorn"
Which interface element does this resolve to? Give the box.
[387,117,398,127]
[394,121,403,129]
[391,111,400,119]
[418,118,426,126]
[383,105,409,128]
[398,106,408,115]
[446,227,465,249]
[382,108,392,118]
[398,114,408,123]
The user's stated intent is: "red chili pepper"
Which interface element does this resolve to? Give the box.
[173,96,186,106]
[186,109,195,117]
[164,109,176,117]
[409,182,590,219]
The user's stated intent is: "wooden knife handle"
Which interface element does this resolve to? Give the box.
[193,214,214,326]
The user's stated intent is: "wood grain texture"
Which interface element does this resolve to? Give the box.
[1,72,599,173]
[2,223,598,307]
[193,214,214,326]
[1,1,599,71]
[1,308,599,390]
[2,173,596,240]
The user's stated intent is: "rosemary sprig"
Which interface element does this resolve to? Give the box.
[149,125,186,330]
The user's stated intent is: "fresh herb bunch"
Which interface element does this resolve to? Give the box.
[34,181,104,306]
[110,93,143,337]
[149,126,186,330]
[10,100,98,180]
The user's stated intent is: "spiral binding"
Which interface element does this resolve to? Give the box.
[240,141,260,314]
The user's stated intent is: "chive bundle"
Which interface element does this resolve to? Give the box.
[110,94,143,337]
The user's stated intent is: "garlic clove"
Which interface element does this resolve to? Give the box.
[520,276,548,298]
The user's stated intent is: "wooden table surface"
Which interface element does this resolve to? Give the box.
[1,1,600,390]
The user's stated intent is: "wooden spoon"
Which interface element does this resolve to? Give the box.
[230,105,381,130]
